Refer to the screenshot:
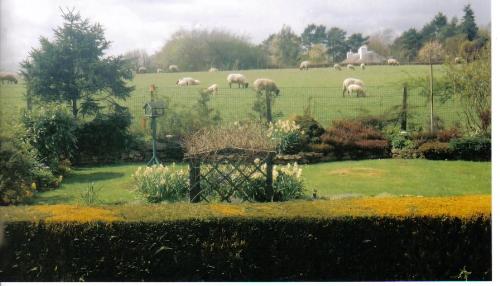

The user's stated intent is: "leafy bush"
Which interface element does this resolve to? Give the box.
[289,114,325,144]
[449,137,491,161]
[21,105,77,174]
[309,143,333,154]
[75,108,135,163]
[320,119,390,159]
[418,142,453,160]
[0,136,58,205]
[240,162,305,202]
[132,164,189,203]
[268,120,305,154]
[1,216,491,281]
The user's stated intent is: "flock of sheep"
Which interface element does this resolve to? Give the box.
[174,73,279,97]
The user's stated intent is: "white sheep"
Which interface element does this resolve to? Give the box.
[227,73,249,88]
[169,65,179,72]
[176,77,200,86]
[208,67,219,72]
[333,64,341,71]
[360,63,366,70]
[206,83,218,95]
[138,66,147,73]
[299,61,311,70]
[0,72,18,84]
[454,57,463,64]
[156,68,163,73]
[342,78,364,97]
[347,84,366,97]
[253,78,280,95]
[387,58,399,65]
[347,64,355,70]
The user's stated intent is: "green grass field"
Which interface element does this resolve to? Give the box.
[31,159,490,205]
[0,65,464,129]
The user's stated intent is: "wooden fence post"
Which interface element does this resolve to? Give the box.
[265,91,273,123]
[401,85,408,131]
[265,153,275,202]
[189,159,201,202]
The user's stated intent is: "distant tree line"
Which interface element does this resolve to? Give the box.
[124,4,489,72]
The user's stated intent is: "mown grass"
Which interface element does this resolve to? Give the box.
[0,65,462,129]
[0,194,491,222]
[28,159,490,205]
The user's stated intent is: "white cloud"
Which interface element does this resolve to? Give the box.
[0,0,492,71]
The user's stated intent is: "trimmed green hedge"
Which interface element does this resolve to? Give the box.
[0,217,491,281]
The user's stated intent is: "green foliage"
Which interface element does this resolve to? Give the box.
[20,9,134,118]
[0,217,491,281]
[290,112,325,145]
[133,164,189,203]
[80,182,100,205]
[261,25,302,67]
[0,135,59,205]
[326,27,348,62]
[449,137,491,161]
[444,46,490,135]
[460,4,479,41]
[75,108,134,163]
[301,24,327,49]
[154,29,268,71]
[21,104,77,174]
[417,141,452,160]
[159,90,221,138]
[346,33,369,51]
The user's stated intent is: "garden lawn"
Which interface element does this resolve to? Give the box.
[30,159,491,205]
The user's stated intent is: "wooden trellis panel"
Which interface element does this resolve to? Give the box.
[186,148,275,203]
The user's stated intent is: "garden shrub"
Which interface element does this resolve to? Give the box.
[417,142,453,160]
[132,164,189,203]
[268,120,306,154]
[289,114,325,144]
[320,119,390,159]
[309,143,333,154]
[449,137,491,161]
[0,216,491,281]
[240,162,306,202]
[21,105,77,174]
[75,108,134,163]
[0,136,58,205]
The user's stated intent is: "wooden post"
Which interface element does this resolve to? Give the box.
[430,62,434,133]
[189,159,201,202]
[265,153,275,202]
[265,91,273,123]
[401,85,408,131]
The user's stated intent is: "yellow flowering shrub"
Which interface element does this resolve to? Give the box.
[31,205,122,222]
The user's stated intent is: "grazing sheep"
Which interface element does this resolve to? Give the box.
[454,57,463,64]
[342,78,364,97]
[206,83,218,95]
[156,68,163,73]
[169,65,179,72]
[227,73,249,88]
[347,64,355,70]
[208,67,219,72]
[299,61,311,70]
[333,64,341,71]
[253,78,280,96]
[347,84,366,97]
[138,66,147,73]
[0,72,18,84]
[176,77,200,86]
[360,63,366,70]
[387,58,399,65]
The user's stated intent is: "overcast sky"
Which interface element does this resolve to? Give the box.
[0,0,492,71]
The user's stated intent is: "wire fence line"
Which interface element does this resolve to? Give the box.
[0,85,464,131]
[127,86,464,130]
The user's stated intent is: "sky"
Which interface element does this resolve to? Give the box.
[0,0,492,71]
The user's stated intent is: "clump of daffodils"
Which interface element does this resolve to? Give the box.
[268,120,305,154]
[267,120,301,138]
[132,164,189,203]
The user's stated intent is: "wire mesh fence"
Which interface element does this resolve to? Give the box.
[126,85,464,130]
[0,84,464,131]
